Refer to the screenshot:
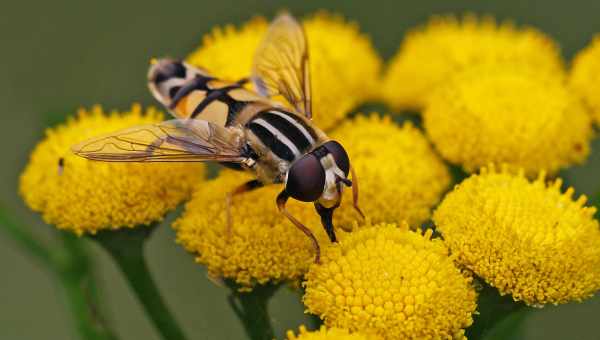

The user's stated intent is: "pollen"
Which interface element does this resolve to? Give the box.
[423,64,592,176]
[173,170,329,290]
[330,114,450,230]
[303,223,477,339]
[569,34,600,125]
[433,166,600,305]
[383,14,564,111]
[185,12,383,130]
[19,104,203,235]
[286,325,382,340]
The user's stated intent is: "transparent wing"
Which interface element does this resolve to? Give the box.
[71,119,246,162]
[252,13,312,119]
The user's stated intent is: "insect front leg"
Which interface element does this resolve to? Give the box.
[226,179,263,237]
[314,202,340,243]
[350,167,365,219]
[276,191,321,264]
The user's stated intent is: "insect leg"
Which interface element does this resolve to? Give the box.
[350,167,365,219]
[226,179,263,236]
[314,202,340,243]
[276,190,321,264]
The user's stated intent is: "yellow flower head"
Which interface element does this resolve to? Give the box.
[186,12,383,130]
[303,223,477,340]
[570,34,600,125]
[19,104,203,235]
[331,114,450,228]
[383,14,564,111]
[173,169,328,290]
[286,325,381,340]
[433,166,600,305]
[424,64,591,176]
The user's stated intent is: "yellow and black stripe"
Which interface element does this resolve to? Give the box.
[246,109,318,163]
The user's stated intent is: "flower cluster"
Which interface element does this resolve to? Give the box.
[187,12,383,131]
[303,223,477,339]
[173,114,451,289]
[19,105,203,235]
[18,9,600,340]
[383,14,564,110]
[434,166,600,305]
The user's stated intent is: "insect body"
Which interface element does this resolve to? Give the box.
[72,13,363,262]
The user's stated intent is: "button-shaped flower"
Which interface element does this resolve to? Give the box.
[434,166,600,305]
[383,14,564,111]
[19,104,203,235]
[174,169,328,290]
[424,64,591,176]
[331,114,450,228]
[303,223,477,339]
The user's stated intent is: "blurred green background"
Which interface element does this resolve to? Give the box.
[1,0,600,339]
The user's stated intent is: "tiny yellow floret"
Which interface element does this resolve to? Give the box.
[330,114,450,229]
[424,64,591,176]
[186,12,383,130]
[286,325,381,340]
[383,14,564,111]
[19,104,203,235]
[570,34,600,125]
[303,223,477,339]
[434,166,600,305]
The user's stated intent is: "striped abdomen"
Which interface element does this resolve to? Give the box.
[148,59,271,127]
[245,109,322,164]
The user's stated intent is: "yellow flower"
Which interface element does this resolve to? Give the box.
[186,12,383,130]
[173,169,328,290]
[331,114,450,228]
[303,223,477,340]
[570,34,600,125]
[433,166,600,305]
[383,14,564,111]
[286,325,381,340]
[423,64,591,176]
[19,104,203,235]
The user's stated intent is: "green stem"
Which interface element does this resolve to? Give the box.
[465,281,528,340]
[484,307,530,340]
[0,205,53,266]
[57,232,118,340]
[226,281,278,340]
[92,224,188,340]
[0,205,117,340]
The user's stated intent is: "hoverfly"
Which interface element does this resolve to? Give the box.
[72,13,363,262]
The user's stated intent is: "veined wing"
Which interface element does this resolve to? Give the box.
[72,119,246,162]
[252,13,312,119]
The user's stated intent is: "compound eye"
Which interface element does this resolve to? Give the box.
[286,154,325,202]
[323,140,350,176]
